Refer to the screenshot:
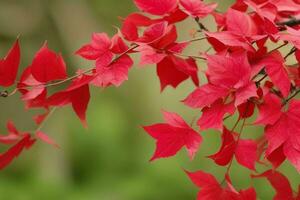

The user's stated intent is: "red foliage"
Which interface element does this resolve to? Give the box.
[0,0,300,199]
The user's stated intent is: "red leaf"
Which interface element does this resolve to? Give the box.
[0,40,20,87]
[17,67,47,109]
[120,13,154,41]
[185,170,254,200]
[185,170,219,188]
[0,121,22,145]
[197,100,235,131]
[36,131,59,148]
[239,188,257,200]
[237,101,255,119]
[208,127,236,166]
[235,83,258,106]
[31,43,67,83]
[179,0,217,18]
[143,110,202,161]
[0,134,35,170]
[259,51,291,97]
[255,93,282,126]
[265,100,300,172]
[76,33,112,60]
[184,84,229,108]
[134,0,177,15]
[267,145,286,169]
[279,26,300,49]
[226,8,257,36]
[206,31,255,52]
[206,52,251,89]
[137,45,166,65]
[110,34,129,54]
[157,55,198,91]
[253,170,294,200]
[92,54,133,87]
[137,22,168,44]
[235,139,257,170]
[47,75,93,127]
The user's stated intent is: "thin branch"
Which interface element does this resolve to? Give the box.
[194,17,208,31]
[183,36,207,43]
[284,47,297,60]
[269,42,288,53]
[283,89,300,105]
[277,18,300,27]
[35,107,57,132]
[256,74,268,84]
[174,53,206,60]
[2,36,209,97]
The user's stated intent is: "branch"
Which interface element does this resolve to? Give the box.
[194,17,208,31]
[283,89,300,105]
[277,18,300,27]
[1,36,208,98]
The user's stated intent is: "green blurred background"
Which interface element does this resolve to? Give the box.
[0,0,298,199]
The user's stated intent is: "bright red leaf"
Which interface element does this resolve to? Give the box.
[0,121,22,145]
[0,40,20,87]
[197,100,235,131]
[47,74,93,127]
[265,100,300,172]
[143,110,202,161]
[134,0,177,15]
[0,134,35,170]
[209,127,257,170]
[179,0,217,18]
[92,54,133,87]
[186,170,257,200]
[157,55,199,91]
[31,43,67,83]
[253,170,296,200]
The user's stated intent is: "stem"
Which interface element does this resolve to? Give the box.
[269,42,288,53]
[283,89,300,105]
[284,47,297,60]
[194,17,208,31]
[183,36,207,43]
[277,18,300,27]
[221,102,250,185]
[256,74,268,84]
[252,43,288,83]
[174,53,206,60]
[226,118,247,173]
[35,107,57,133]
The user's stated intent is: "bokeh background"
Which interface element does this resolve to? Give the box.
[0,0,298,199]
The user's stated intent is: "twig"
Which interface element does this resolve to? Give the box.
[35,107,57,132]
[277,18,300,27]
[194,17,208,31]
[283,89,300,105]
[284,47,297,60]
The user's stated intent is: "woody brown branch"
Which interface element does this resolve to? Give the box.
[277,18,300,27]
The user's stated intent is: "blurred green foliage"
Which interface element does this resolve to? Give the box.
[0,0,298,199]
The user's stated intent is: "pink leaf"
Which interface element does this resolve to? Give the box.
[134,0,177,15]
[36,131,59,148]
[179,0,217,18]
